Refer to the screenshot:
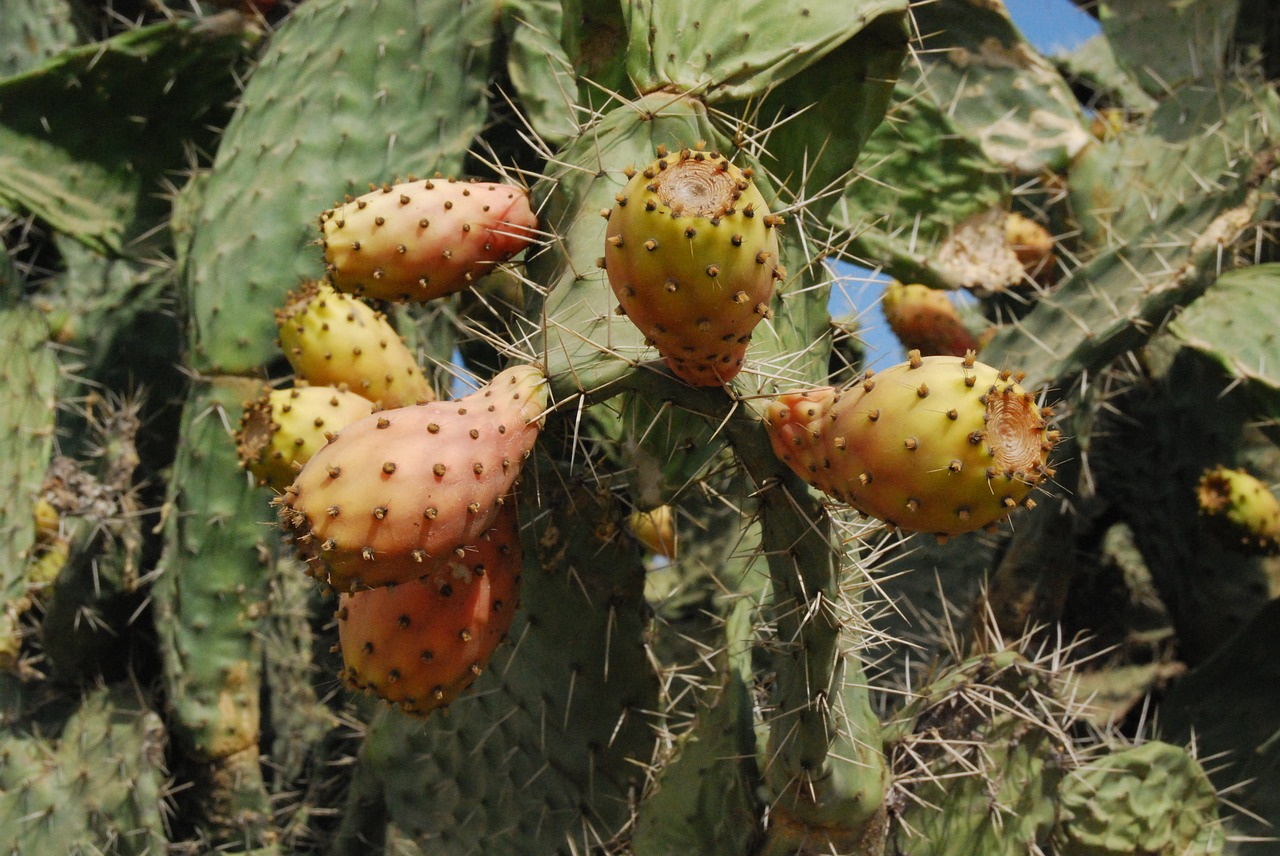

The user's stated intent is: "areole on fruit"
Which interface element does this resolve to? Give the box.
[602,144,784,387]
[765,350,1056,535]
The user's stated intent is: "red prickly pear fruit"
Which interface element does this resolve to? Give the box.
[881,281,981,358]
[320,178,538,302]
[765,350,1056,535]
[603,145,784,387]
[236,384,378,492]
[278,364,549,592]
[1196,466,1280,555]
[337,503,522,716]
[275,280,436,409]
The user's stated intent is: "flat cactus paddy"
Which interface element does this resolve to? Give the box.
[603,144,784,387]
[277,364,548,592]
[337,502,522,717]
[1196,465,1280,555]
[319,177,539,302]
[765,350,1057,536]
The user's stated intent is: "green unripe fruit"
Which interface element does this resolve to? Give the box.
[1196,465,1280,555]
[765,351,1056,535]
[603,145,784,387]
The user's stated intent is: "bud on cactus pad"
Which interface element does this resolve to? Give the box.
[627,504,677,559]
[320,178,539,302]
[337,503,522,716]
[765,351,1056,535]
[278,364,549,592]
[275,280,436,409]
[236,384,378,492]
[881,281,981,358]
[603,145,784,387]
[1196,465,1280,556]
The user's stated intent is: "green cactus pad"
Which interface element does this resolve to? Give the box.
[1054,740,1224,856]
[829,82,1010,289]
[182,0,495,373]
[0,686,168,856]
[907,0,1090,175]
[0,16,254,256]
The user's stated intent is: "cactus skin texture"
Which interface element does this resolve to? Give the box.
[320,178,539,302]
[279,364,548,592]
[766,351,1055,534]
[1195,465,1280,555]
[337,502,521,716]
[1054,741,1223,856]
[882,281,981,357]
[275,279,436,409]
[236,383,377,492]
[603,145,784,387]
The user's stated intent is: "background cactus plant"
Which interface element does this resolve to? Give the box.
[2,0,1278,853]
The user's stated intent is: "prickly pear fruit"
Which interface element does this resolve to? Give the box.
[603,145,784,387]
[236,384,377,492]
[881,281,981,357]
[1005,212,1056,287]
[337,503,522,716]
[275,280,436,409]
[765,350,1056,535]
[278,364,549,592]
[628,504,677,559]
[320,178,539,302]
[1196,465,1280,555]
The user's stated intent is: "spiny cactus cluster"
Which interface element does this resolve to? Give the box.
[2,0,1279,853]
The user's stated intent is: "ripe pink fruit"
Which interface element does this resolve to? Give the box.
[603,145,784,387]
[337,503,522,716]
[320,178,538,302]
[278,364,548,592]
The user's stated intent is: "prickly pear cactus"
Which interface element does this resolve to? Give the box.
[5,0,1280,852]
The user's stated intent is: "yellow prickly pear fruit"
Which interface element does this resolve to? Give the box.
[236,384,378,492]
[275,280,436,409]
[1004,212,1056,286]
[1196,466,1280,555]
[603,144,785,387]
[765,351,1056,535]
[628,504,677,560]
